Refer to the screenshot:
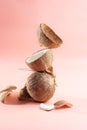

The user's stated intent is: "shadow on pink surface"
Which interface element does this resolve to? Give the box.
[1,91,87,116]
[0,0,87,129]
[4,92,33,105]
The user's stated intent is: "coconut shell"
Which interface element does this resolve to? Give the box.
[37,23,63,48]
[25,48,53,73]
[0,86,17,103]
[26,71,55,102]
[18,86,31,101]
[54,100,73,109]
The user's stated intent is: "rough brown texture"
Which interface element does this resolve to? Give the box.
[26,71,56,102]
[18,86,31,101]
[25,48,53,73]
[37,23,63,48]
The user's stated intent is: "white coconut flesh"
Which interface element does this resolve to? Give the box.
[25,48,50,64]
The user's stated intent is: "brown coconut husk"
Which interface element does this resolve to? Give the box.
[26,71,56,102]
[25,48,53,73]
[37,23,63,48]
[18,86,32,101]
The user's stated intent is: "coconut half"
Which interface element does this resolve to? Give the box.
[37,23,63,48]
[25,48,53,73]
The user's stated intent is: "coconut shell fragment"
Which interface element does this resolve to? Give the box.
[37,23,63,48]
[54,100,73,109]
[40,100,73,111]
[0,86,17,103]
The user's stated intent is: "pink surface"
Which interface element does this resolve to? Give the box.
[0,0,87,130]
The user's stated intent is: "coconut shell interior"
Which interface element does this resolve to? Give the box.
[37,23,63,48]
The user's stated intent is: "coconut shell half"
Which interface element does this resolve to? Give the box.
[37,23,63,48]
[25,48,53,73]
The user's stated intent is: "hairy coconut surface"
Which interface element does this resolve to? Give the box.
[37,23,63,48]
[26,71,56,102]
[18,86,31,101]
[25,48,53,73]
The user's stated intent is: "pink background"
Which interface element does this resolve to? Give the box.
[0,0,87,129]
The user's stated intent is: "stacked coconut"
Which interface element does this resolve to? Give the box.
[0,23,72,110]
[18,23,63,102]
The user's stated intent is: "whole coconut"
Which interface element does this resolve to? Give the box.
[26,71,56,102]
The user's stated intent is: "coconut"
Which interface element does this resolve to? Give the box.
[37,23,63,48]
[26,71,56,102]
[18,86,31,101]
[25,48,53,73]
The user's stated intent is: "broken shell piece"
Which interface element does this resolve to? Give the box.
[54,100,73,109]
[0,91,10,103]
[0,86,17,93]
[40,100,72,111]
[37,23,63,48]
[40,103,54,111]
[25,48,53,73]
[0,86,17,103]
